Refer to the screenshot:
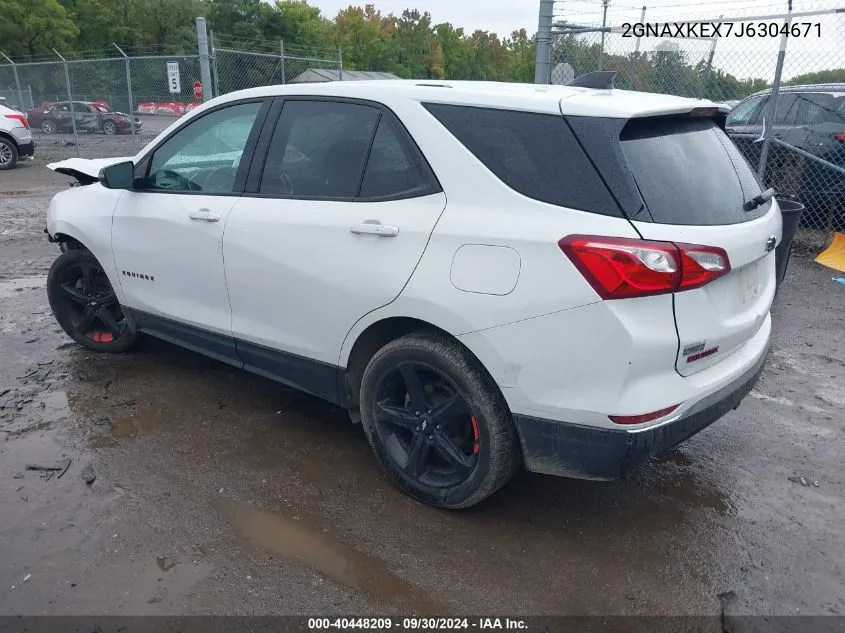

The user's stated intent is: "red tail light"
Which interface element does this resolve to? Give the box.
[609,404,679,425]
[834,133,845,142]
[558,235,730,299]
[4,113,29,130]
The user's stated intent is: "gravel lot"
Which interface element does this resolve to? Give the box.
[1,161,844,627]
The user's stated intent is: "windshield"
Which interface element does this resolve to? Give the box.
[621,117,770,225]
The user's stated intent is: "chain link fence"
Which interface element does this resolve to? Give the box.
[0,39,342,162]
[547,8,845,247]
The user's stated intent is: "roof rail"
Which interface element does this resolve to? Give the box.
[566,71,616,90]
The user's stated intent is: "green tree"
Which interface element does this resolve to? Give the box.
[0,0,79,58]
[787,68,845,85]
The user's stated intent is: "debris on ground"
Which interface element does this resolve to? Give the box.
[788,475,820,487]
[81,463,96,485]
[26,462,64,472]
[833,277,845,286]
[25,458,72,481]
[57,458,72,479]
[147,596,162,604]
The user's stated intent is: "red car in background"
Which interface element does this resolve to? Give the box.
[26,101,142,135]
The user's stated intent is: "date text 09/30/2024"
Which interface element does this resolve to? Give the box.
[307,618,528,630]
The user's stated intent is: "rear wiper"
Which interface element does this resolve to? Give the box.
[743,187,775,212]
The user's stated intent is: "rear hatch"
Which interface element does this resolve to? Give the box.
[620,115,780,375]
[565,110,781,376]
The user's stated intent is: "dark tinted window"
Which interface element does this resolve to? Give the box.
[359,117,437,199]
[621,117,768,225]
[260,100,379,198]
[795,92,845,125]
[423,103,619,216]
[773,94,799,124]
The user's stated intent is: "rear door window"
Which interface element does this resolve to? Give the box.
[423,103,620,216]
[795,92,845,125]
[620,117,769,225]
[358,116,439,200]
[260,100,379,199]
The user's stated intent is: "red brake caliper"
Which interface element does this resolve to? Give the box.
[470,416,480,454]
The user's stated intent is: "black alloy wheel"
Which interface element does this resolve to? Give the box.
[47,249,138,352]
[373,361,480,489]
[359,332,521,509]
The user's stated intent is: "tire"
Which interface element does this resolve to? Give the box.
[102,120,117,135]
[41,119,57,135]
[47,249,139,353]
[359,331,521,509]
[0,137,18,170]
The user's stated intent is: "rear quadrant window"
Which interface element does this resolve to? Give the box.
[423,103,619,216]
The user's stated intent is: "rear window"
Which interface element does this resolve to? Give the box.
[620,117,769,225]
[423,103,620,216]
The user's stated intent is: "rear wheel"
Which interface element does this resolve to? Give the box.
[47,249,138,353]
[0,138,17,170]
[41,119,57,135]
[359,332,521,509]
[102,120,118,135]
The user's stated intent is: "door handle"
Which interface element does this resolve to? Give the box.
[188,209,220,222]
[350,221,399,237]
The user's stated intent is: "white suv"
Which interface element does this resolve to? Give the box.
[0,99,35,169]
[44,79,780,508]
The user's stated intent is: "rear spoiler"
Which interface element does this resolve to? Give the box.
[567,71,617,90]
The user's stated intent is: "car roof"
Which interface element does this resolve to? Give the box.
[206,80,723,119]
[748,82,845,98]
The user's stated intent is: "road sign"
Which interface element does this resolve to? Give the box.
[167,62,181,94]
[193,81,203,100]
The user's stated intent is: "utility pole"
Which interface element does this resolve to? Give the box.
[534,0,555,84]
[196,17,213,103]
[757,0,792,180]
[600,0,610,70]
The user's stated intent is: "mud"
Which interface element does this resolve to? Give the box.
[1,164,844,617]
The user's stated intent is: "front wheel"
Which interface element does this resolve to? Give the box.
[41,119,57,134]
[102,120,118,135]
[359,332,521,509]
[47,249,139,352]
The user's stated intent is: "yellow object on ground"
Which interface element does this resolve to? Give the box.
[815,232,845,273]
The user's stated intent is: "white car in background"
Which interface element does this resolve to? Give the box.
[0,98,35,169]
[43,78,780,509]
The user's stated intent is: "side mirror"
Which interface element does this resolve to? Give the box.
[99,161,134,190]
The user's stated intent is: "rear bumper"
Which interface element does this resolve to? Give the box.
[18,140,36,157]
[514,345,768,480]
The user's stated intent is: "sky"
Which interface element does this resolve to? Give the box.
[307,0,844,80]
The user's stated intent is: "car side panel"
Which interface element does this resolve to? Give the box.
[46,184,127,305]
[338,96,642,367]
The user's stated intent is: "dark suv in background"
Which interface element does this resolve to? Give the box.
[725,84,845,229]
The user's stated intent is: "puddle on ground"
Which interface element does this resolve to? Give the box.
[0,276,48,299]
[214,497,444,613]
